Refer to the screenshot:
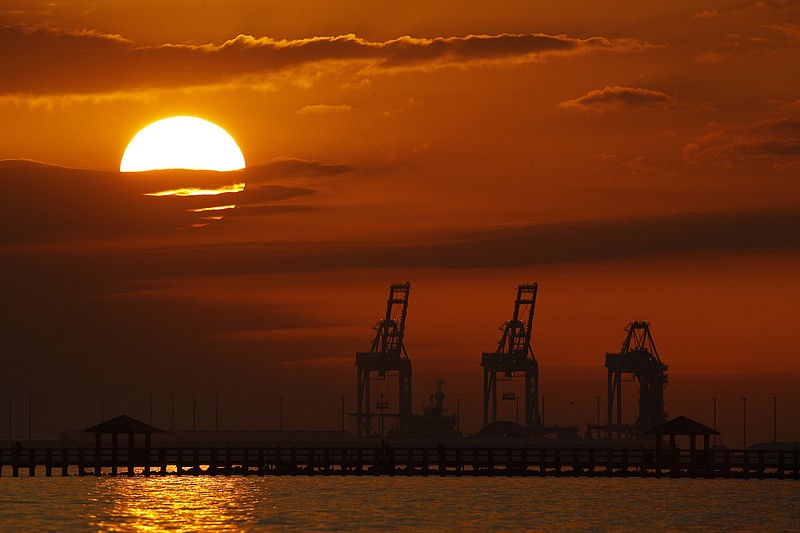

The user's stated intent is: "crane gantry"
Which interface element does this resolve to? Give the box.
[604,320,668,438]
[355,283,412,437]
[481,283,541,430]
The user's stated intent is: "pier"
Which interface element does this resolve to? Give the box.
[2,445,799,479]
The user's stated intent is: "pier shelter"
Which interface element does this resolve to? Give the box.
[85,415,160,475]
[646,415,719,474]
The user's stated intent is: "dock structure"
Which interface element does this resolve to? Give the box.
[1,445,798,479]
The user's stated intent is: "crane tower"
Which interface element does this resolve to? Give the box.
[481,283,541,430]
[605,320,668,438]
[355,283,412,437]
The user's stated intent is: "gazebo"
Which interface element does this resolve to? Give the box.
[645,415,719,474]
[85,415,161,475]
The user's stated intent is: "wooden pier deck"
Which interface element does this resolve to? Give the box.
[2,446,799,479]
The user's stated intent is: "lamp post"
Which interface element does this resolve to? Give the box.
[378,394,387,437]
[741,397,747,449]
[712,397,717,446]
[541,395,545,427]
[596,395,601,432]
[772,396,778,443]
[340,395,346,432]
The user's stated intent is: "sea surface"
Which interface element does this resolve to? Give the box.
[0,476,797,531]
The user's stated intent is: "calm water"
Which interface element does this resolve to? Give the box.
[0,477,797,531]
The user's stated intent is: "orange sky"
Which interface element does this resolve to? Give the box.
[1,1,799,443]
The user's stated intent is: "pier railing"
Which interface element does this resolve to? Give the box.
[1,446,798,479]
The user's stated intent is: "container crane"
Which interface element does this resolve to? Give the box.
[355,283,412,437]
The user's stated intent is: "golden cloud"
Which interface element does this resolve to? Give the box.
[0,25,650,97]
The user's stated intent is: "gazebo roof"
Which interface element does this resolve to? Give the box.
[645,415,719,436]
[84,414,161,434]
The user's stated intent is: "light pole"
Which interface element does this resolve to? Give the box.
[596,395,601,432]
[541,395,545,427]
[379,393,386,437]
[772,396,778,443]
[712,397,717,446]
[456,398,461,432]
[741,397,747,449]
[340,395,345,432]
[279,398,284,431]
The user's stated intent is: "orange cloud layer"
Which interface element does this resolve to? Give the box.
[0,25,648,96]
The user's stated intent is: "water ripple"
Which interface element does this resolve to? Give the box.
[0,477,797,531]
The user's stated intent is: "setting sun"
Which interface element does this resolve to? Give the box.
[120,116,245,172]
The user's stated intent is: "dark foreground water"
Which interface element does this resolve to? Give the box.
[0,477,797,531]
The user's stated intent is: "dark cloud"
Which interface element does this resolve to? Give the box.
[682,118,800,166]
[5,160,798,269]
[237,185,316,203]
[374,33,620,68]
[559,86,678,113]
[244,158,353,182]
[239,210,800,273]
[0,159,330,240]
[0,25,648,95]
[0,161,196,238]
[762,22,800,43]
[18,210,796,282]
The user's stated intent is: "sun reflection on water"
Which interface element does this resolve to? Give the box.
[86,477,262,531]
[1,477,797,531]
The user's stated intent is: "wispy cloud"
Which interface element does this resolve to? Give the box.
[762,22,800,43]
[0,25,650,98]
[682,118,800,167]
[692,51,730,64]
[693,9,719,19]
[296,104,353,115]
[559,86,679,113]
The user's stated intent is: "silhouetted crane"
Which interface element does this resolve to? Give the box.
[605,320,668,438]
[355,283,412,437]
[481,283,540,430]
